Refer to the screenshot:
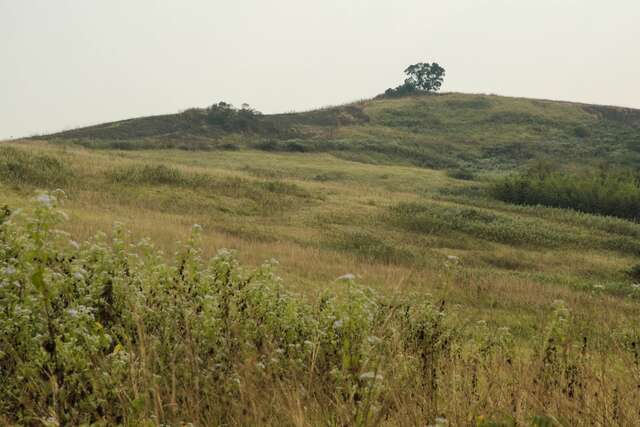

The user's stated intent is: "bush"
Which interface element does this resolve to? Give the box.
[492,166,640,221]
[629,264,640,282]
[206,102,262,132]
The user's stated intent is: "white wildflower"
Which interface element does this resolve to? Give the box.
[256,362,265,369]
[67,309,79,317]
[359,371,383,381]
[3,266,17,276]
[333,319,343,329]
[69,240,80,249]
[36,194,54,207]
[367,336,382,344]
[336,273,356,281]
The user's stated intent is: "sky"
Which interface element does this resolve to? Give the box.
[1,0,639,139]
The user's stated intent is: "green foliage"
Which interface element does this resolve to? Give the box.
[386,202,572,247]
[492,165,640,221]
[383,82,418,98]
[43,93,640,175]
[1,195,638,424]
[0,194,454,423]
[629,264,640,282]
[403,62,446,93]
[383,62,446,97]
[0,147,72,187]
[206,102,263,132]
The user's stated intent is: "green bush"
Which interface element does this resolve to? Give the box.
[492,166,640,221]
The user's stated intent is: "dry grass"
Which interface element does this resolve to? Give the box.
[1,140,640,424]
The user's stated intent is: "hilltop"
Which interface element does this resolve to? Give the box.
[46,92,640,172]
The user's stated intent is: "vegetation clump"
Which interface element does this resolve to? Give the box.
[0,147,72,188]
[1,194,638,425]
[383,61,446,97]
[492,163,640,221]
[205,101,264,132]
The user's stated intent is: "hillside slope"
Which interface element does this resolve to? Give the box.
[47,93,640,171]
[3,92,640,424]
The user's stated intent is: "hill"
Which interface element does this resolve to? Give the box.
[2,92,640,424]
[47,92,640,172]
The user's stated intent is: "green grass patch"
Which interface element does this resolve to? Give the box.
[0,147,73,188]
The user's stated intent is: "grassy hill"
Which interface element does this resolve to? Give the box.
[2,92,640,424]
[48,92,640,171]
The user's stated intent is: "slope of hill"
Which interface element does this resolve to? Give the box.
[3,92,640,424]
[47,92,640,171]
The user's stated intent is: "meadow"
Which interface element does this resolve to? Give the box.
[1,93,640,425]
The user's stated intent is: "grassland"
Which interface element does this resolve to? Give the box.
[2,93,640,425]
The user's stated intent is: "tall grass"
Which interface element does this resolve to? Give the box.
[0,147,72,188]
[1,194,639,425]
[492,167,640,221]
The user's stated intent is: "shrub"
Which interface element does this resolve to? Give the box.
[629,264,640,282]
[206,102,262,132]
[492,166,640,221]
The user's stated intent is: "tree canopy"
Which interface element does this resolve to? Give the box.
[384,61,446,97]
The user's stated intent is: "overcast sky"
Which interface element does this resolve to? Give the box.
[1,0,639,139]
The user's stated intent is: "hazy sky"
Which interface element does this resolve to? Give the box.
[2,0,639,139]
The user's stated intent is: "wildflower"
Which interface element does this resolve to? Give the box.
[35,193,54,207]
[593,284,605,290]
[336,273,356,281]
[67,309,79,317]
[359,371,383,381]
[256,362,265,369]
[3,266,17,276]
[333,319,343,329]
[69,240,80,250]
[446,255,459,261]
[435,416,448,426]
[367,336,382,344]
[73,272,85,281]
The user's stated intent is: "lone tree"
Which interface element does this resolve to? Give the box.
[384,61,446,97]
[404,62,445,92]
